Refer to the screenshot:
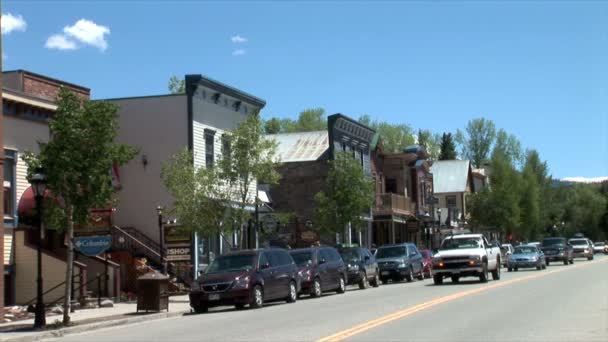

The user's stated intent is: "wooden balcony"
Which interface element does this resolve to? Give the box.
[374,193,413,217]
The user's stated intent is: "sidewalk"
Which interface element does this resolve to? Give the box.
[0,295,191,341]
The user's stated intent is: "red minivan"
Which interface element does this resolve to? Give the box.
[189,249,300,313]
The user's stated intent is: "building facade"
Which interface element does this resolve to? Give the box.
[106,74,265,281]
[267,114,375,248]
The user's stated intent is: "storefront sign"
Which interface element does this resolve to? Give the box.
[301,231,317,242]
[166,243,191,262]
[74,235,112,256]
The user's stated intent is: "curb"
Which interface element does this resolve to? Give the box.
[0,310,189,342]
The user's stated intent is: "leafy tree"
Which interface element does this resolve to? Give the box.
[161,149,228,238]
[264,118,281,134]
[493,129,523,167]
[22,88,137,325]
[456,118,496,168]
[417,129,440,160]
[520,162,541,240]
[219,113,280,248]
[314,152,374,240]
[168,75,185,94]
[438,132,458,160]
[357,115,415,153]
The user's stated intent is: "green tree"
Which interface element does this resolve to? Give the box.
[357,115,415,153]
[417,129,440,160]
[493,129,523,167]
[438,132,458,160]
[456,118,496,168]
[520,159,541,240]
[22,88,137,325]
[314,152,374,241]
[294,108,326,132]
[168,75,185,94]
[219,113,280,248]
[161,149,228,239]
[264,118,282,134]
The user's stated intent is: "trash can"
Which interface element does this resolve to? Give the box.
[136,271,169,312]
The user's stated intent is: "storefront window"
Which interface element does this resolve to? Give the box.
[3,150,16,227]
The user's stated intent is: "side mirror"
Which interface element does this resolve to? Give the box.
[318,258,327,265]
[260,262,271,270]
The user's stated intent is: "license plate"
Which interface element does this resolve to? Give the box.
[208,294,220,301]
[381,271,390,276]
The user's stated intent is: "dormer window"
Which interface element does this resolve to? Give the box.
[212,92,221,104]
[233,101,242,112]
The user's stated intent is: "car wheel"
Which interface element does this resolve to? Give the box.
[514,267,518,272]
[479,263,488,283]
[569,258,574,264]
[250,285,264,309]
[310,278,322,298]
[536,265,542,270]
[381,278,389,285]
[546,260,550,266]
[542,263,546,270]
[235,303,246,310]
[193,304,208,314]
[371,271,380,287]
[587,256,593,261]
[563,258,569,265]
[451,276,460,283]
[358,271,369,290]
[406,267,415,282]
[286,281,297,303]
[433,275,443,285]
[337,276,346,294]
[491,263,501,280]
[507,267,512,272]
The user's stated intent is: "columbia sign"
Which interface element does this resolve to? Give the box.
[74,235,112,256]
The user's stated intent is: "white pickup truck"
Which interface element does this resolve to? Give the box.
[431,234,501,285]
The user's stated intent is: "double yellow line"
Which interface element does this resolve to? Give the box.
[317,259,604,342]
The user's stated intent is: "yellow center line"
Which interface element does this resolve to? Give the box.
[316,259,606,342]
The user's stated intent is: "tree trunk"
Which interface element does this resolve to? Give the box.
[63,205,74,325]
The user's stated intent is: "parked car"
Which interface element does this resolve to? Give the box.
[500,244,514,267]
[568,238,594,260]
[541,237,573,266]
[420,249,433,278]
[338,247,380,289]
[592,241,608,254]
[289,247,347,297]
[507,245,546,271]
[376,243,424,284]
[189,249,300,313]
[431,234,501,284]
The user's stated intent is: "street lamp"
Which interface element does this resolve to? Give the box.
[30,168,47,329]
[156,206,166,274]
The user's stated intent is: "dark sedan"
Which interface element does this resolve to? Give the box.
[541,237,573,266]
[375,243,424,284]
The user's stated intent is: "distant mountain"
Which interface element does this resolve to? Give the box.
[560,177,608,184]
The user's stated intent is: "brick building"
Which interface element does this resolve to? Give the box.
[266,114,375,248]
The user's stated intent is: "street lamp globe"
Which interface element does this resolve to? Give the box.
[30,169,47,197]
[156,205,163,216]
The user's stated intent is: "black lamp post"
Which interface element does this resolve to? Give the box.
[156,206,166,274]
[30,168,47,329]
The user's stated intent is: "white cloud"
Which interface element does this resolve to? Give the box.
[231,35,247,44]
[1,13,27,35]
[45,19,110,52]
[64,19,110,51]
[232,49,246,56]
[45,34,78,50]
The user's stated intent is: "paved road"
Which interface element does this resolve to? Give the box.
[51,255,608,342]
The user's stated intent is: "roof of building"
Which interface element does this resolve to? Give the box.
[431,160,471,193]
[3,69,90,92]
[267,131,329,163]
[186,74,266,107]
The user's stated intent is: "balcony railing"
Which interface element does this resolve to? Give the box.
[374,193,412,216]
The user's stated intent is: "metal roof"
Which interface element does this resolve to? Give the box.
[267,131,329,163]
[431,160,471,193]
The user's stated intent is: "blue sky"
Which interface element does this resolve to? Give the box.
[2,1,606,179]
